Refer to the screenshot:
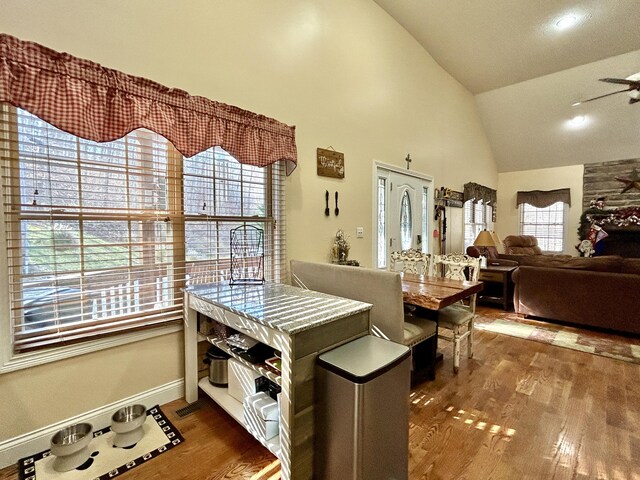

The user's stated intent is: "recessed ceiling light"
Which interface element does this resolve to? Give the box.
[566,115,589,130]
[570,115,585,125]
[555,15,578,30]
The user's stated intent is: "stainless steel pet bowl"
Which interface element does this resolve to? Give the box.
[50,422,93,472]
[111,404,147,447]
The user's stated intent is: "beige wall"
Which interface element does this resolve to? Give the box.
[0,333,183,440]
[0,0,496,443]
[496,165,584,255]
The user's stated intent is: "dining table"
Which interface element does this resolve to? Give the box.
[400,272,484,313]
[400,272,484,378]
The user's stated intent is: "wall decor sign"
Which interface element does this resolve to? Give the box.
[446,190,464,208]
[435,188,464,208]
[317,147,344,178]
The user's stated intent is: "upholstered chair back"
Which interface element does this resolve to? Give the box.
[503,235,543,255]
[290,260,404,344]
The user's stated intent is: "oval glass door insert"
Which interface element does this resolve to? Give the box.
[400,191,412,250]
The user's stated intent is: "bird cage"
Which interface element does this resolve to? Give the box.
[229,225,265,285]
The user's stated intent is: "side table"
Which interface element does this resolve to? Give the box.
[478,265,517,310]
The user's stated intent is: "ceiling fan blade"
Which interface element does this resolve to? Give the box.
[573,87,634,106]
[629,97,640,104]
[599,77,636,85]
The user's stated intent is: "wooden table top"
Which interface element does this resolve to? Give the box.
[401,273,484,311]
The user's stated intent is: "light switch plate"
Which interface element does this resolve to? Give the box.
[356,227,364,238]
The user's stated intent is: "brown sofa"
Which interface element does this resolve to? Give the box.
[512,255,640,335]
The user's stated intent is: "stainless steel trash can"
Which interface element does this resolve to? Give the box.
[315,335,411,480]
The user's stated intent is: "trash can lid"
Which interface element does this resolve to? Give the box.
[317,335,410,384]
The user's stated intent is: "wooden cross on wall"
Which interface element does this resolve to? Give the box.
[405,153,412,170]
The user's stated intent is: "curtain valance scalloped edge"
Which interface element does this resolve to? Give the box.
[0,33,297,175]
[463,182,497,204]
[516,188,571,208]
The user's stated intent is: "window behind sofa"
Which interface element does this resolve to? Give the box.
[0,106,285,354]
[463,200,493,251]
[519,202,566,253]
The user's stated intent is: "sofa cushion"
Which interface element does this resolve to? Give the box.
[621,258,640,275]
[517,255,623,272]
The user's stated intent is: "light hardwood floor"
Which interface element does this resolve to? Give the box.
[2,306,639,479]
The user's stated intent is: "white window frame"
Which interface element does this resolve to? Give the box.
[0,108,284,373]
[463,200,494,251]
[519,201,567,253]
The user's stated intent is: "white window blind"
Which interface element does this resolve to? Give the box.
[183,147,285,285]
[1,106,285,354]
[463,200,492,251]
[519,202,565,253]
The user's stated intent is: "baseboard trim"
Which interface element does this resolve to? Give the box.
[0,379,184,469]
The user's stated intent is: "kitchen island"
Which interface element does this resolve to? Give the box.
[183,282,372,480]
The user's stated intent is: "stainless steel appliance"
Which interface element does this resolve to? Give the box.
[204,346,230,386]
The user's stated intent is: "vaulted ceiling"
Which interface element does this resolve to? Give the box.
[374,0,640,172]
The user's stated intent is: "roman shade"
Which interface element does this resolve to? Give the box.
[0,33,297,175]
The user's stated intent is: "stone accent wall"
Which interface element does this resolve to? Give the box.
[583,158,640,209]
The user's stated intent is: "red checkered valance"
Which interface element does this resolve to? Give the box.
[0,33,297,174]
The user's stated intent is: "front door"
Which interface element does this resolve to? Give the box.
[375,167,432,269]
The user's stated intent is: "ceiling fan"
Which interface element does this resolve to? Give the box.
[573,73,640,106]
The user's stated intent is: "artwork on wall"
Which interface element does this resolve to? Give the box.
[615,167,640,193]
[434,187,464,208]
[317,147,344,178]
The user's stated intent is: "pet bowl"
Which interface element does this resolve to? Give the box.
[111,404,147,447]
[50,422,93,472]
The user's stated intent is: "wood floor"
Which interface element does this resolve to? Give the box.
[2,306,639,480]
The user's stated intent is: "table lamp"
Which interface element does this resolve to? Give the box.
[473,230,496,267]
[490,231,502,252]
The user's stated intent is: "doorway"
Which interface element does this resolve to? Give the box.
[374,163,433,269]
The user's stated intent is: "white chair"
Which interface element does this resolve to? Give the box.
[390,249,431,315]
[390,249,431,275]
[430,253,481,373]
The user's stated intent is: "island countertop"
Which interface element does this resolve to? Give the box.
[184,282,372,335]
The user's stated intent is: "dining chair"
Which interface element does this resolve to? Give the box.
[390,249,431,315]
[430,253,481,373]
[390,249,431,275]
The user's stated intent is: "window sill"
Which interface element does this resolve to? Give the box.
[0,323,183,374]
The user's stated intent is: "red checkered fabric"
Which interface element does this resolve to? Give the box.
[0,33,297,174]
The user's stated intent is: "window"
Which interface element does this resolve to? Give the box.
[519,202,565,253]
[464,200,493,250]
[0,106,285,357]
[377,177,386,268]
[183,148,285,285]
